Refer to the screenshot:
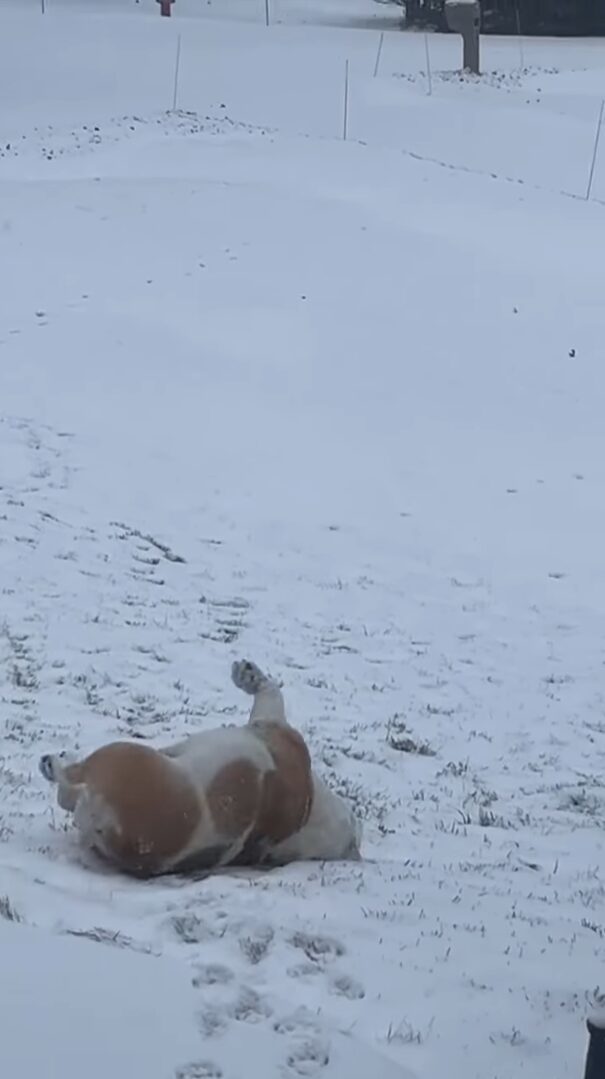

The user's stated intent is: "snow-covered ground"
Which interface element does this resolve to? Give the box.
[1,1,605,1077]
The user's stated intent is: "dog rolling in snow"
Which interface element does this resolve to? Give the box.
[39,659,361,878]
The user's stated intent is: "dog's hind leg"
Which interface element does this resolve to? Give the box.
[231,659,287,726]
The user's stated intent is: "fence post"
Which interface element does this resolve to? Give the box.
[172,34,182,111]
[584,1014,605,1079]
[373,32,384,78]
[424,33,433,95]
[586,98,604,200]
[515,3,524,68]
[343,59,350,141]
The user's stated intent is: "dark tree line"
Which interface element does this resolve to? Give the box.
[404,0,605,35]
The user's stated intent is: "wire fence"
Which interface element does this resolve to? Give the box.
[3,3,604,203]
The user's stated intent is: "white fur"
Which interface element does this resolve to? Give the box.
[73,786,123,859]
[270,774,362,864]
[162,725,274,788]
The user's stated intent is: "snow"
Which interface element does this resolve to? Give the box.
[2,919,203,1079]
[1,1,605,1077]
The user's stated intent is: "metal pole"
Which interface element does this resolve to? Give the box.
[373,31,384,78]
[515,4,525,69]
[343,59,349,141]
[586,98,604,201]
[172,34,182,111]
[424,33,432,96]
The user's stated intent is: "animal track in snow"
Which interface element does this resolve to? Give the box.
[329,972,365,1000]
[274,1009,323,1039]
[274,1011,331,1077]
[238,922,274,964]
[197,1005,229,1038]
[171,911,224,944]
[286,962,323,981]
[192,963,234,987]
[228,986,273,1023]
[289,931,345,964]
[175,1061,223,1079]
[285,1037,330,1076]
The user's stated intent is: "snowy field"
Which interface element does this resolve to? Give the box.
[1,1,605,1077]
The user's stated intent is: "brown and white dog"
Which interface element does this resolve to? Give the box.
[39,659,361,878]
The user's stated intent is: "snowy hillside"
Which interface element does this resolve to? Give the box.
[1,2,605,1077]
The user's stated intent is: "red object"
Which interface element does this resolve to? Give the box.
[158,0,173,15]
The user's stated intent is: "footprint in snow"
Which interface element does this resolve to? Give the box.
[228,986,272,1024]
[175,1063,223,1079]
[289,931,345,963]
[192,963,234,987]
[329,972,365,1000]
[274,1009,323,1039]
[285,1037,330,1076]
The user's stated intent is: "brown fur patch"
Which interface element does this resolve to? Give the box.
[68,743,202,877]
[254,723,313,844]
[206,758,263,839]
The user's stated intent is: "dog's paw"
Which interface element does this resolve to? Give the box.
[231,659,269,696]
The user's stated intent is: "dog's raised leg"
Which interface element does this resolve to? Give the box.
[39,751,83,812]
[231,659,287,726]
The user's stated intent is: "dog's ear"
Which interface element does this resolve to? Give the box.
[57,782,80,812]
